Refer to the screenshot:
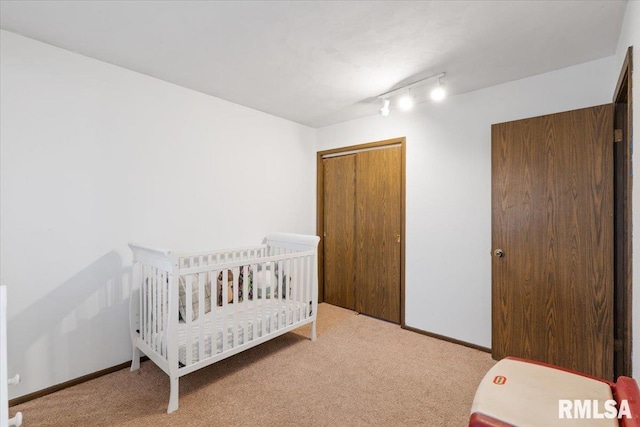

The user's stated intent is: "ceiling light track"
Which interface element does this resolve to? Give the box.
[377,72,445,100]
[378,72,446,116]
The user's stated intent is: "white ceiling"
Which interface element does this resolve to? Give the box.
[0,1,628,128]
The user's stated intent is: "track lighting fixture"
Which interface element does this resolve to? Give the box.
[377,72,446,116]
[379,99,390,116]
[397,94,414,111]
[430,75,446,101]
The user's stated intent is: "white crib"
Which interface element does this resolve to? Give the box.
[129,233,320,413]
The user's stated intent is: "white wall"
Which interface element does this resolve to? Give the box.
[614,1,640,377]
[0,30,316,398]
[317,56,616,349]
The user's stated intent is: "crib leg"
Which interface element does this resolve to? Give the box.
[167,376,179,413]
[311,320,317,342]
[130,346,141,372]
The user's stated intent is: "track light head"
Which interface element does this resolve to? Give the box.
[379,99,390,116]
[397,94,414,111]
[430,77,446,101]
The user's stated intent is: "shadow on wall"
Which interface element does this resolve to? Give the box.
[7,251,131,398]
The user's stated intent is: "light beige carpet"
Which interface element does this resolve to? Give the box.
[10,303,495,426]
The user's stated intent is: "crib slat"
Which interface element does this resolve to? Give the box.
[298,257,303,320]
[286,258,292,326]
[151,268,156,353]
[293,256,299,322]
[269,260,275,331]
[198,272,205,362]
[151,268,157,353]
[149,266,153,345]
[308,254,313,317]
[282,259,287,326]
[210,270,216,357]
[156,269,161,355]
[265,260,270,335]
[150,268,154,347]
[269,259,273,332]
[301,255,307,319]
[141,265,146,343]
[274,259,279,329]
[147,266,152,344]
[304,255,309,318]
[156,268,162,353]
[222,269,228,353]
[276,259,282,330]
[232,266,239,348]
[266,260,272,331]
[137,266,142,344]
[185,274,193,367]
[242,265,248,342]
[160,270,165,357]
[299,256,305,320]
[250,262,257,341]
[141,265,145,343]
[257,259,262,330]
[157,268,162,353]
[308,255,313,317]
[283,259,288,327]
[293,256,298,321]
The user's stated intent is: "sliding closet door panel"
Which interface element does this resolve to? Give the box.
[323,155,356,310]
[355,147,401,323]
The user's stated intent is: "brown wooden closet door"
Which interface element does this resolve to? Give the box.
[356,147,402,323]
[323,155,356,310]
[492,104,613,379]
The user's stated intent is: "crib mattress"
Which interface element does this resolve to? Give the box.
[169,302,308,366]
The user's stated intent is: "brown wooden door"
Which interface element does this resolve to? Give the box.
[492,104,613,380]
[323,155,356,310]
[321,144,402,323]
[355,146,402,323]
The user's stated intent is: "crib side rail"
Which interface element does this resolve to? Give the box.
[177,244,267,265]
[178,250,315,275]
[175,247,318,371]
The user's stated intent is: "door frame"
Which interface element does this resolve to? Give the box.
[613,46,633,378]
[317,137,407,326]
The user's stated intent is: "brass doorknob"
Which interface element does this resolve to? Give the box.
[494,249,505,257]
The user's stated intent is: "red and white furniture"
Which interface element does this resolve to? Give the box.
[470,357,640,427]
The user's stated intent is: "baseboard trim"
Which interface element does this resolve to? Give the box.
[9,357,149,407]
[402,325,491,353]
